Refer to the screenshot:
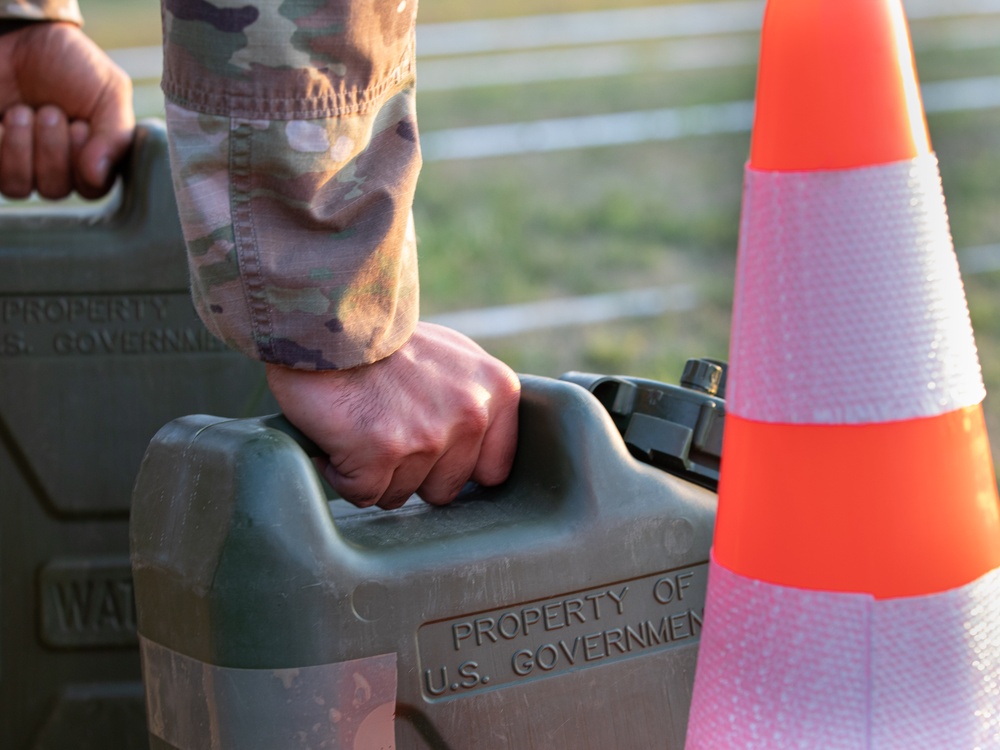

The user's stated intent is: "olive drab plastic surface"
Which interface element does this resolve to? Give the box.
[0,121,276,749]
[563,360,726,491]
[131,374,718,750]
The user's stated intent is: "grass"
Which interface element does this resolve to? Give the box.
[416,60,759,130]
[931,107,1000,460]
[76,0,734,47]
[414,138,740,382]
[415,135,746,308]
[47,2,1000,471]
[413,27,1000,470]
[419,0,729,22]
[77,0,161,48]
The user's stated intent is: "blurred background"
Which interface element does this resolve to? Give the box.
[33,0,1000,470]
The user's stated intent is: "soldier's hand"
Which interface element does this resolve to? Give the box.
[266,322,521,510]
[0,21,133,199]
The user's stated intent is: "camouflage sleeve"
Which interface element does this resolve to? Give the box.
[0,0,81,23]
[162,0,421,370]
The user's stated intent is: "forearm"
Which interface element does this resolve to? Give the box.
[163,0,421,370]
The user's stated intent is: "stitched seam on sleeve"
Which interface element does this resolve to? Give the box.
[228,120,274,360]
[161,61,415,121]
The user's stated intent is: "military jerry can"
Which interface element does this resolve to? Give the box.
[0,121,276,749]
[131,367,722,749]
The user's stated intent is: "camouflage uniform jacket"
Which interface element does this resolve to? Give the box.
[6,0,420,371]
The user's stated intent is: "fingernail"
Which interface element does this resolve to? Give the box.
[95,156,110,181]
[8,107,30,127]
[69,123,88,148]
[40,109,60,128]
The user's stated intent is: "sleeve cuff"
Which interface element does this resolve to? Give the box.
[0,0,82,25]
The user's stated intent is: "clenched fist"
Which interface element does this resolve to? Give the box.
[267,322,521,510]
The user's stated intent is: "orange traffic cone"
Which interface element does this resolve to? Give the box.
[685,0,1000,747]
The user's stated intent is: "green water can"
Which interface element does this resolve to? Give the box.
[0,121,275,749]
[131,373,719,749]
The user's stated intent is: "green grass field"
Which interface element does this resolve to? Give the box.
[79,1,1000,472]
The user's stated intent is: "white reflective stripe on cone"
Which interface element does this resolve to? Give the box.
[728,154,985,425]
[685,555,1000,749]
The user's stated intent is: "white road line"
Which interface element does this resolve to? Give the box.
[421,76,1000,162]
[110,0,1000,84]
[905,0,1000,19]
[959,245,1000,275]
[421,100,753,160]
[107,46,162,80]
[922,76,1000,114]
[130,74,1000,154]
[424,244,998,341]
[130,28,1000,112]
[417,2,764,58]
[425,285,699,339]
[417,0,1000,57]
[418,37,759,91]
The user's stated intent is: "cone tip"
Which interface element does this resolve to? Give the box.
[750,0,931,171]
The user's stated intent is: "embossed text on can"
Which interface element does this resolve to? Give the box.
[417,563,708,700]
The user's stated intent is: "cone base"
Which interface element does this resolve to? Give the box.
[686,555,1000,748]
[715,406,1000,599]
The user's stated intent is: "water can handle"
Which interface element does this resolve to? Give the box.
[0,119,188,294]
[131,376,658,601]
[0,118,170,226]
[259,414,324,459]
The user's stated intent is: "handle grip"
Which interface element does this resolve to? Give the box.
[258,414,324,459]
[0,119,187,294]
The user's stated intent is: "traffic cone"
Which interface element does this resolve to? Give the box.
[685,0,1000,747]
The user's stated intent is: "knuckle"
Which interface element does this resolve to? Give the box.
[460,401,491,436]
[370,434,413,465]
[343,487,381,508]
[326,467,384,509]
[496,370,522,405]
[474,463,509,488]
[37,182,70,200]
[0,177,31,199]
[475,440,517,488]
[380,419,446,459]
[421,473,468,507]
[377,490,412,511]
